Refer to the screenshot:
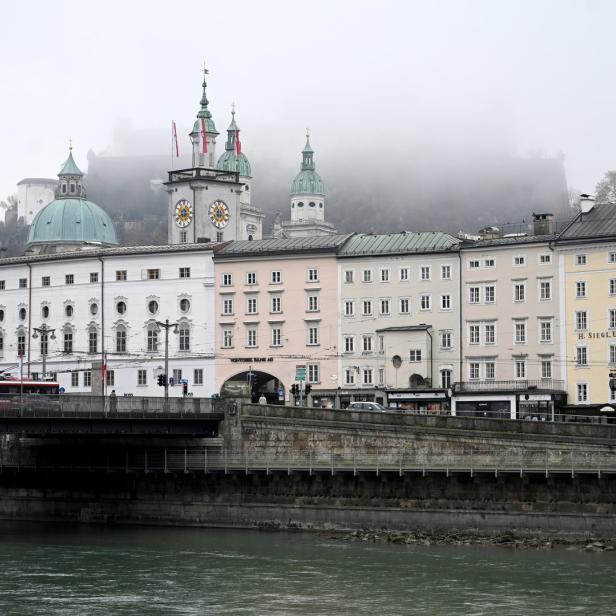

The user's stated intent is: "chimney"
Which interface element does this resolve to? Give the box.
[532,213,555,235]
[579,194,595,214]
[478,226,501,240]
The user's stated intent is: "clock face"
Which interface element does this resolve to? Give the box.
[174,199,193,227]
[209,200,230,229]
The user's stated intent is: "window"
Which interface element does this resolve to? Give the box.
[308,325,319,345]
[440,369,452,388]
[222,328,233,348]
[575,310,587,331]
[42,305,49,319]
[539,279,552,301]
[247,327,257,348]
[175,323,189,352]
[84,371,92,388]
[420,266,431,280]
[180,231,187,244]
[514,256,526,266]
[484,258,495,268]
[222,273,233,286]
[576,254,587,266]
[484,323,495,344]
[90,272,99,283]
[539,254,552,264]
[116,327,126,353]
[42,276,50,287]
[173,369,183,384]
[71,372,79,387]
[441,265,451,280]
[106,370,115,387]
[541,360,552,379]
[362,269,372,283]
[137,369,147,386]
[90,302,98,316]
[577,383,588,403]
[440,331,452,349]
[420,295,431,310]
[611,344,616,366]
[344,270,354,283]
[271,327,282,347]
[194,369,203,385]
[514,320,526,344]
[271,296,282,313]
[399,298,410,314]
[576,346,588,366]
[88,329,98,354]
[539,320,552,343]
[308,363,320,383]
[379,299,390,315]
[17,332,25,357]
[147,326,158,352]
[380,268,390,282]
[64,304,73,318]
[63,331,73,354]
[469,287,480,303]
[0,281,4,290]
[362,368,373,385]
[116,270,127,281]
[345,368,355,385]
[179,298,191,313]
[147,269,160,280]
[399,267,409,281]
[409,349,422,362]
[308,295,319,312]
[223,298,234,315]
[378,335,384,354]
[271,271,282,284]
[469,362,480,380]
[610,280,616,296]
[485,362,495,380]
[307,268,319,282]
[344,300,355,316]
[148,300,159,315]
[39,332,48,357]
[610,309,616,329]
[19,278,27,289]
[116,301,126,315]
[65,274,74,285]
[362,335,373,352]
[378,368,385,385]
[484,286,495,303]
[469,324,480,345]
[609,252,616,264]
[246,272,257,285]
[576,281,586,298]
[437,294,450,310]
[19,307,26,321]
[514,282,526,302]
[32,372,39,382]
[469,260,480,269]
[216,231,224,242]
[362,300,373,316]
[344,336,355,353]
[179,267,190,279]
[515,360,526,379]
[246,297,257,314]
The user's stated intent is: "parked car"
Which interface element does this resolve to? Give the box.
[346,402,387,412]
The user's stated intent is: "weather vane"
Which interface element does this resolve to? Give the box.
[203,60,209,76]
[231,101,236,117]
[69,137,73,151]
[306,127,310,139]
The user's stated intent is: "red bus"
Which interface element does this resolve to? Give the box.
[0,378,60,412]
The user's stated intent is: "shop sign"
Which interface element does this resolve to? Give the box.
[388,392,447,400]
[230,357,274,363]
[578,331,616,340]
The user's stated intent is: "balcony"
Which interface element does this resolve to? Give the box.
[454,379,565,393]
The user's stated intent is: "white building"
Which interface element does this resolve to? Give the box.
[16,178,57,224]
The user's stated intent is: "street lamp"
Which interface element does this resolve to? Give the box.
[32,324,56,381]
[155,319,178,402]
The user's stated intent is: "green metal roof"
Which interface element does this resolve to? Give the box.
[26,198,118,246]
[216,150,251,176]
[339,232,460,256]
[215,234,353,258]
[59,152,83,176]
[291,169,325,196]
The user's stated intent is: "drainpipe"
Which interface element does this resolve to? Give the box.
[457,250,463,385]
[426,328,433,386]
[98,256,105,397]
[26,262,32,378]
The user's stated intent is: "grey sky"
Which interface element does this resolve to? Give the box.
[1,0,614,200]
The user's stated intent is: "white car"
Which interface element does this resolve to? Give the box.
[346,402,386,412]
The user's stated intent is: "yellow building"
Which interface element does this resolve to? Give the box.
[557,198,616,408]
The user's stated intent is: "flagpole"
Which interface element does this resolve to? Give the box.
[171,121,174,170]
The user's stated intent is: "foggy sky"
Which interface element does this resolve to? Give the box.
[2,0,615,203]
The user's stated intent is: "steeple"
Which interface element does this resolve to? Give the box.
[56,142,86,199]
[189,64,219,168]
[300,129,315,171]
[216,104,252,178]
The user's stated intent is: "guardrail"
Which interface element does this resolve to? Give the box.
[4,447,616,477]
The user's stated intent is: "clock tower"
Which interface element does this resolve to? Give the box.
[165,68,264,245]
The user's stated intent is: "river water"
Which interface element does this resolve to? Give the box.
[0,522,615,615]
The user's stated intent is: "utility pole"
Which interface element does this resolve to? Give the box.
[156,319,178,404]
[31,324,56,381]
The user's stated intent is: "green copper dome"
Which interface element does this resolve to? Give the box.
[216,150,252,176]
[26,198,118,247]
[290,134,325,196]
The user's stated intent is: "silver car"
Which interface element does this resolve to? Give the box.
[346,401,386,412]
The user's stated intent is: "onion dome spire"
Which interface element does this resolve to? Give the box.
[216,103,251,177]
[193,64,218,135]
[301,128,315,171]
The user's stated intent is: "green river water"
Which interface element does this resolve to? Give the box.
[0,522,614,615]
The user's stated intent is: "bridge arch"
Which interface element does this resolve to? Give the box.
[221,370,285,404]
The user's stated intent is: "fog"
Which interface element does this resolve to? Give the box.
[2,0,615,228]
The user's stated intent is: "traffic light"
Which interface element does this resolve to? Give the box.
[157,374,166,387]
[305,384,312,395]
[291,383,298,396]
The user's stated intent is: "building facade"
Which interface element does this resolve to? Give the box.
[16,178,57,225]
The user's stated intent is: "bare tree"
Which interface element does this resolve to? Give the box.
[595,170,616,204]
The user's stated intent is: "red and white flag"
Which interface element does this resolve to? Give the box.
[236,128,241,155]
[172,121,179,157]
[201,118,208,154]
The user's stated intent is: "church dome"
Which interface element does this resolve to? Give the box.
[216,150,252,176]
[26,198,118,247]
[291,169,325,196]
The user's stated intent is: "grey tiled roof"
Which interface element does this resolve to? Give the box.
[558,203,616,241]
[462,234,557,248]
[339,232,460,256]
[215,234,354,257]
[375,325,432,332]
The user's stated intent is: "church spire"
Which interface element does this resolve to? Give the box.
[190,64,219,167]
[56,143,86,198]
[301,129,315,171]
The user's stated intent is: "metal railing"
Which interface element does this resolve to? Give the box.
[5,447,616,477]
[454,380,565,392]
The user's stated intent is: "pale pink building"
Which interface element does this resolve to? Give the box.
[214,236,351,406]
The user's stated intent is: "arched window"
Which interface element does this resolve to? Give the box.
[42,305,49,319]
[65,304,74,318]
[116,326,127,353]
[90,303,98,316]
[179,298,191,313]
[19,307,27,321]
[148,300,158,315]
[116,301,126,315]
[70,183,75,193]
[147,323,158,352]
[61,183,67,194]
[178,322,190,351]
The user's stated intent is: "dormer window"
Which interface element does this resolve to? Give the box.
[69,183,75,193]
[61,183,67,194]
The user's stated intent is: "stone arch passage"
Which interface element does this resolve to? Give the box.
[221,370,285,404]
